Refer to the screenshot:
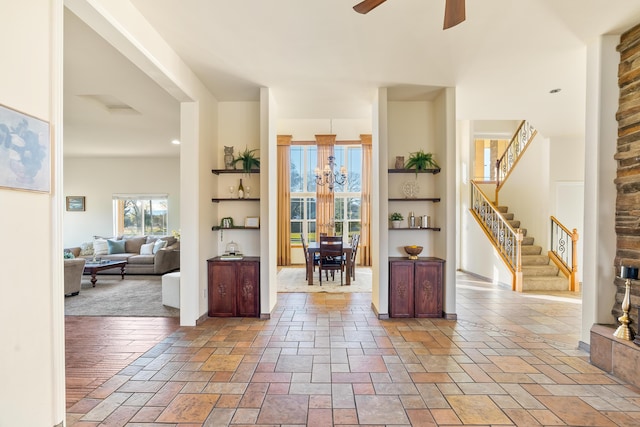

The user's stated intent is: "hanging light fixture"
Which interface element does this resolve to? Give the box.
[314,155,347,191]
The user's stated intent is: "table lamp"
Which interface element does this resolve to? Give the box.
[613,266,639,341]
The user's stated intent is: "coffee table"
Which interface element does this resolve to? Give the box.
[83,260,127,287]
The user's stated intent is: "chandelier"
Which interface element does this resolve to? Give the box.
[314,155,347,191]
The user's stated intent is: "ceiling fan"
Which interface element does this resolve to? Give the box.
[353,0,466,30]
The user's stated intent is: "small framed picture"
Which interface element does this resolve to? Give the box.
[66,196,85,212]
[244,216,260,228]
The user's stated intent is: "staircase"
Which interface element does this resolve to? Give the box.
[496,206,570,291]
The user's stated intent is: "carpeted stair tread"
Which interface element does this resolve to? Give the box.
[501,213,515,220]
[522,276,570,291]
[522,264,560,276]
[522,236,535,245]
[497,206,509,213]
[521,245,542,255]
[522,255,550,265]
[508,220,521,228]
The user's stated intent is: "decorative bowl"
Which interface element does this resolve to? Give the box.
[404,245,423,260]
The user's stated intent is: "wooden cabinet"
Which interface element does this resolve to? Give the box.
[207,257,260,317]
[389,257,444,318]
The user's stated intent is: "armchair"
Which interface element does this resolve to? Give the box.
[64,258,86,296]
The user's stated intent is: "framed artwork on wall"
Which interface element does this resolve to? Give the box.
[66,196,85,212]
[0,103,51,193]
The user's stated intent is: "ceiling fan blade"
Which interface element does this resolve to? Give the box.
[443,0,465,29]
[353,0,387,14]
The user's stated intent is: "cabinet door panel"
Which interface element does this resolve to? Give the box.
[414,261,443,317]
[237,261,259,317]
[389,261,414,317]
[208,262,237,317]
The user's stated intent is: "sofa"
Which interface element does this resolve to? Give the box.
[64,258,86,296]
[65,235,180,275]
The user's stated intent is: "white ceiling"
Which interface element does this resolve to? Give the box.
[63,0,640,157]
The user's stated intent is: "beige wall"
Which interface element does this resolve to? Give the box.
[63,156,180,247]
[0,1,62,425]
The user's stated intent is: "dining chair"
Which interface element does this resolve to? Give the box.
[348,234,360,281]
[318,238,343,285]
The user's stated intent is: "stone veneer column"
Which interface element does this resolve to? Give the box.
[613,24,640,325]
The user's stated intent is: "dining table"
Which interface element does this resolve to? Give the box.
[306,241,352,286]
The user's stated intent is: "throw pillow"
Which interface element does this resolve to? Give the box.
[124,236,147,254]
[93,239,108,256]
[140,242,154,255]
[162,236,178,247]
[79,241,94,256]
[107,239,125,254]
[153,239,167,254]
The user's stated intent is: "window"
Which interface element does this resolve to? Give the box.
[290,146,317,243]
[333,145,362,240]
[113,194,168,237]
[289,144,362,244]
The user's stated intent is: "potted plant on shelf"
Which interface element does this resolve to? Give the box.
[405,149,439,175]
[234,147,260,174]
[389,212,404,228]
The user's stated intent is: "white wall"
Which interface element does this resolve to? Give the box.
[215,102,261,256]
[0,1,62,425]
[277,118,371,141]
[463,211,513,287]
[387,101,438,257]
[63,156,180,246]
[496,135,551,250]
[582,35,620,345]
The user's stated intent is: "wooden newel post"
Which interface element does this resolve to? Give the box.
[571,228,579,292]
[515,229,523,292]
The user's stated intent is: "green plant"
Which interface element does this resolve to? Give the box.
[389,212,404,221]
[234,147,260,174]
[405,149,439,175]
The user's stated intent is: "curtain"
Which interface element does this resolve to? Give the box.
[315,135,336,238]
[360,134,372,266]
[277,135,292,265]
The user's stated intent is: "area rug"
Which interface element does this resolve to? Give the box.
[64,275,179,317]
[277,267,372,293]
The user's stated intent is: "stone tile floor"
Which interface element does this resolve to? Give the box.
[65,272,640,426]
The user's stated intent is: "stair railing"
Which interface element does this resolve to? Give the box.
[471,181,524,291]
[494,120,538,204]
[549,216,579,291]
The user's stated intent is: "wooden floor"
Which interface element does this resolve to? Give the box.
[64,273,640,426]
[65,316,180,408]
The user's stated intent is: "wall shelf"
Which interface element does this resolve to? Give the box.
[212,168,260,175]
[211,226,260,231]
[389,227,441,231]
[388,197,441,202]
[212,198,259,203]
[388,168,440,175]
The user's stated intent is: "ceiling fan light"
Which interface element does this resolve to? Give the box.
[353,0,386,14]
[443,0,466,29]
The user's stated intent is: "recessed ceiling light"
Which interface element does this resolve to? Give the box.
[549,88,561,94]
[171,139,181,145]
